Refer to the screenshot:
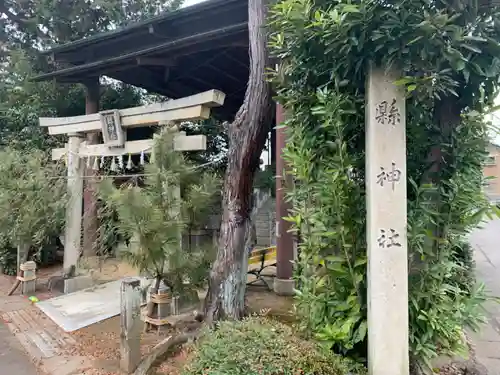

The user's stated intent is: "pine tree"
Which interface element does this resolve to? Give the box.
[99,128,220,318]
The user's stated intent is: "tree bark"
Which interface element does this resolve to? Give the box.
[421,96,461,185]
[133,333,196,375]
[410,96,461,274]
[203,0,272,323]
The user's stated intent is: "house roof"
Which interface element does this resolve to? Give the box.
[33,0,250,119]
[41,0,237,55]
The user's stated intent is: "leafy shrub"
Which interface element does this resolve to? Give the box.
[0,235,17,275]
[0,148,67,272]
[451,241,476,292]
[182,316,364,375]
[269,0,496,370]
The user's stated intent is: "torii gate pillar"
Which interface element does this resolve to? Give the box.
[64,132,85,277]
[83,77,100,257]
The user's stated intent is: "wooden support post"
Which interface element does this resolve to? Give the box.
[366,66,409,375]
[83,78,100,257]
[120,278,142,374]
[274,103,295,296]
[64,133,84,277]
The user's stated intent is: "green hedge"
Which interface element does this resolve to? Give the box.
[182,317,364,375]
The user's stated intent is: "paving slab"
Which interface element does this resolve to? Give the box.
[0,321,40,374]
[470,218,500,375]
[36,277,145,332]
[1,307,77,361]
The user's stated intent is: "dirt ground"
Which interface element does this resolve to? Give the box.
[1,259,294,375]
[78,256,140,284]
[63,316,176,374]
[60,285,294,375]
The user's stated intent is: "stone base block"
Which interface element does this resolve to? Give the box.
[63,275,93,294]
[273,278,295,296]
[22,280,36,295]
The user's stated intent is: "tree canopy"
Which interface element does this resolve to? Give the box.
[0,0,183,53]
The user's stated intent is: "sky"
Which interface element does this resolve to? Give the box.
[182,0,205,7]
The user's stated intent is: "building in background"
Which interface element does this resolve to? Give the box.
[484,142,500,202]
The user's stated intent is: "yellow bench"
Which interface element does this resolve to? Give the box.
[247,245,277,289]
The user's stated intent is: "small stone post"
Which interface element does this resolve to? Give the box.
[120,278,142,373]
[64,133,84,277]
[366,66,409,375]
[20,261,37,295]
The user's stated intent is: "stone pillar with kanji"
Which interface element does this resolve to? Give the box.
[366,66,409,375]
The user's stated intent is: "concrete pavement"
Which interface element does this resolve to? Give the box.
[0,321,39,374]
[469,218,500,375]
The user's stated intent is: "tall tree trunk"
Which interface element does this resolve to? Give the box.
[410,96,461,274]
[203,0,272,323]
[429,96,461,241]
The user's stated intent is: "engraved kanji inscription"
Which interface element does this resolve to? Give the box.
[375,98,401,126]
[376,162,402,190]
[377,229,402,248]
[104,114,118,141]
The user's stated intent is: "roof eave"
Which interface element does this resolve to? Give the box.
[32,23,248,82]
[41,0,244,56]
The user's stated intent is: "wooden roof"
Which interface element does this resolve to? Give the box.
[34,0,249,119]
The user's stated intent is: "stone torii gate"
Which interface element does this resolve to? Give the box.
[39,89,225,278]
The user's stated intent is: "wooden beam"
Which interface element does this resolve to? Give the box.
[136,57,176,67]
[45,105,212,135]
[221,50,249,70]
[171,52,224,82]
[206,63,242,84]
[40,89,225,128]
[52,135,207,160]
[110,68,184,99]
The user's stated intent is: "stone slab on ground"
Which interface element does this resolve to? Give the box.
[41,355,94,375]
[1,307,76,360]
[0,321,40,375]
[37,277,145,332]
[1,305,95,375]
